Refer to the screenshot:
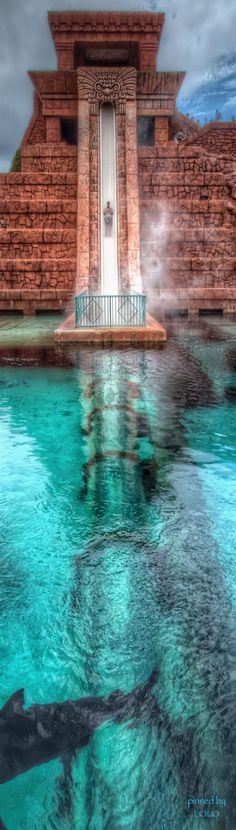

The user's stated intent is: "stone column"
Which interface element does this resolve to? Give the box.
[46,117,60,143]
[89,111,100,291]
[155,116,169,145]
[76,95,90,293]
[116,111,128,291]
[139,42,157,71]
[57,44,74,70]
[125,99,141,292]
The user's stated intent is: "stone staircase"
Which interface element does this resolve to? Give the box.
[0,145,77,314]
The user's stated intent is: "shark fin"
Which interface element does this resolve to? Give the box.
[0,689,24,716]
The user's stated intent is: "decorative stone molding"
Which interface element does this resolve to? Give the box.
[137,98,173,116]
[49,11,164,35]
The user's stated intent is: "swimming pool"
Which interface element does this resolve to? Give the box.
[0,314,235,829]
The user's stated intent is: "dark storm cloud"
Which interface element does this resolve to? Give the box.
[1,0,236,169]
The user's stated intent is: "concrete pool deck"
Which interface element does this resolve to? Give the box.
[54,312,167,347]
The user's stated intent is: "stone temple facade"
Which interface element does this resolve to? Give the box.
[0,10,236,316]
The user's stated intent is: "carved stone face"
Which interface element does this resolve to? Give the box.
[95,79,121,101]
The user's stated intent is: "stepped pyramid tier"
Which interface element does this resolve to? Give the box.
[0,10,236,315]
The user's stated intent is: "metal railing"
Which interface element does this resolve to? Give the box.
[75,292,147,328]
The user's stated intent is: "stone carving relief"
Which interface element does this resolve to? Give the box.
[77,67,136,113]
[174,130,188,143]
[94,76,121,103]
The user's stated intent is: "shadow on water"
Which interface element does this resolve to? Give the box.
[0,314,236,828]
[225,348,236,372]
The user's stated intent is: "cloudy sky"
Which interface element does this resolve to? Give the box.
[1,0,236,170]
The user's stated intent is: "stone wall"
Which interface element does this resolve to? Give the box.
[0,146,77,314]
[1,86,236,316]
[184,122,236,158]
[21,145,77,173]
[21,94,45,146]
[139,142,236,314]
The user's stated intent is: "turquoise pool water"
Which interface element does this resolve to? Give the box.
[0,314,236,829]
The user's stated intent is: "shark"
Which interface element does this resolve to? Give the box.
[0,670,157,786]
